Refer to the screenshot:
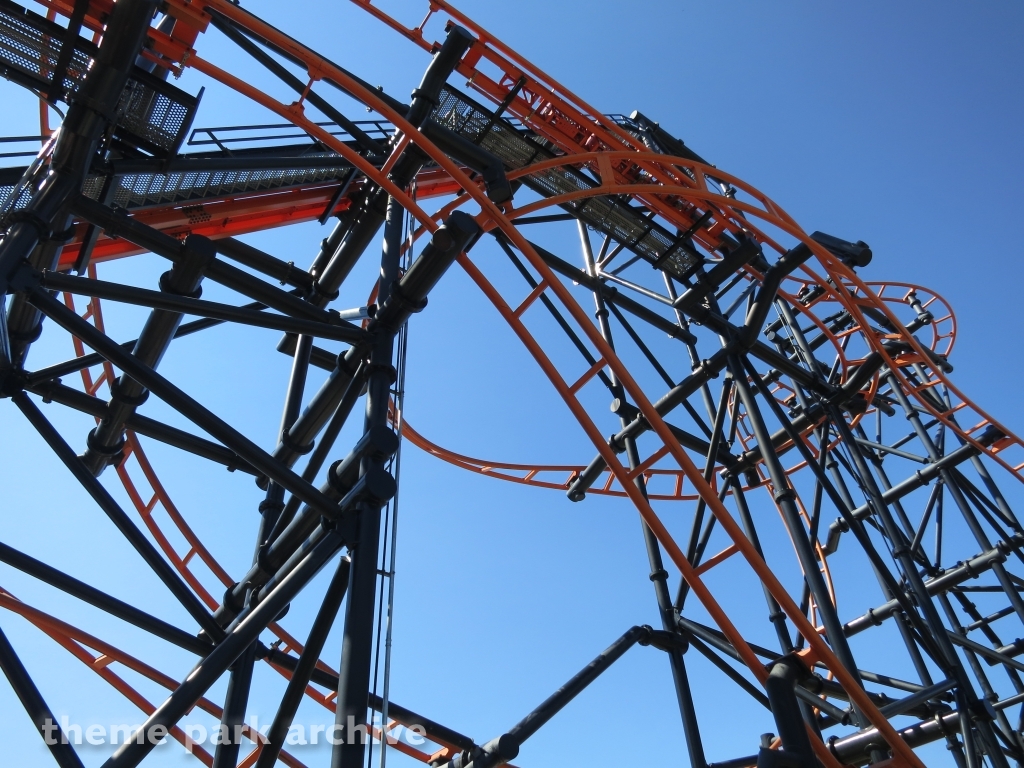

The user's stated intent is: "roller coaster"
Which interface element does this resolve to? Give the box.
[1,2,1023,767]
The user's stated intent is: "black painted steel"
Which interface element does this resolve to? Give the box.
[257,556,351,768]
[37,268,367,344]
[0,5,1022,765]
[272,28,477,471]
[760,656,817,768]
[330,196,403,768]
[0,620,86,768]
[212,423,397,629]
[440,626,652,768]
[23,289,346,518]
[78,234,213,475]
[24,311,241,385]
[211,641,257,768]
[275,209,480,470]
[24,378,257,474]
[0,540,211,655]
[257,643,480,753]
[0,0,160,372]
[578,221,709,768]
[100,534,345,768]
[68,194,346,324]
[566,242,814,501]
[12,391,223,640]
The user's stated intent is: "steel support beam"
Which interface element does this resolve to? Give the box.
[100,535,345,768]
[330,195,403,768]
[0,621,86,768]
[12,392,223,639]
[439,626,661,768]
[257,556,351,768]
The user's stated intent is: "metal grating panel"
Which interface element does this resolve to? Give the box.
[0,0,93,97]
[80,157,353,210]
[114,72,199,157]
[431,86,701,278]
[0,0,199,159]
[0,181,30,213]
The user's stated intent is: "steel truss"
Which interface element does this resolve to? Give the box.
[0,1,1022,767]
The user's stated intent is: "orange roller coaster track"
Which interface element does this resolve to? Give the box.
[0,1,1022,768]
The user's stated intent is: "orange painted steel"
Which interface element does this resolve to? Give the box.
[13,2,1011,764]
[56,186,355,269]
[344,0,729,246]
[51,168,465,269]
[87,10,973,763]
[394,153,960,492]
[44,0,971,469]
[477,151,1011,478]
[176,13,937,757]
[453,253,916,768]
[402,416,705,501]
[396,278,951,499]
[0,591,316,768]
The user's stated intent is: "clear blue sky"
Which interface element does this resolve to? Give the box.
[1,1,1023,766]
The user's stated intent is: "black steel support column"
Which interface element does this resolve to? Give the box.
[875,375,1014,767]
[79,235,214,476]
[737,358,950,669]
[0,621,86,768]
[212,421,396,629]
[0,0,159,366]
[214,211,476,633]
[331,197,403,768]
[827,409,1001,757]
[265,359,369,555]
[213,327,316,766]
[272,25,474,472]
[36,268,366,343]
[212,641,256,768]
[728,356,868,724]
[726,478,798,657]
[760,656,817,768]
[444,625,656,768]
[67,195,345,326]
[24,378,257,475]
[565,243,813,501]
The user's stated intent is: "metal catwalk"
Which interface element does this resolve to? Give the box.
[0,1,1022,767]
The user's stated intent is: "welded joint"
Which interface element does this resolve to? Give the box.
[637,625,690,654]
[760,653,817,768]
[824,427,1004,554]
[222,427,398,626]
[373,281,428,330]
[326,424,400,499]
[337,467,396,513]
[161,234,216,295]
[0,209,75,245]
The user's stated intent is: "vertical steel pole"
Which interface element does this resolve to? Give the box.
[728,356,869,728]
[216,261,317,766]
[331,197,403,768]
[211,641,256,768]
[0,0,159,364]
